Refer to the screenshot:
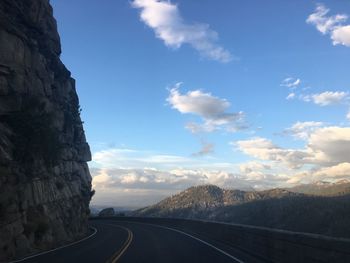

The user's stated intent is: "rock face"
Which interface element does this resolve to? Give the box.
[0,0,92,261]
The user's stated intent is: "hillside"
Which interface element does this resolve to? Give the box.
[288,180,350,196]
[133,182,350,238]
[134,185,299,219]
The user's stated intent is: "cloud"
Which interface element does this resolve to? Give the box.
[281,77,301,101]
[236,126,350,169]
[286,93,296,100]
[91,146,239,172]
[281,77,301,88]
[288,162,350,184]
[347,109,350,120]
[301,91,349,106]
[307,3,350,47]
[283,121,324,140]
[132,0,232,62]
[306,126,350,166]
[167,84,246,133]
[239,161,271,174]
[91,125,350,206]
[192,140,214,157]
[235,137,309,169]
[92,148,193,170]
[91,166,262,206]
[331,25,350,46]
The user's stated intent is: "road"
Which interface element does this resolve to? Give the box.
[14,219,264,263]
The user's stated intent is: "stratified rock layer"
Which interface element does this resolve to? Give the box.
[0,0,92,261]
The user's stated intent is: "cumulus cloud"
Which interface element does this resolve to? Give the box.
[236,137,309,169]
[307,3,350,47]
[167,84,246,133]
[331,25,350,46]
[91,125,350,206]
[236,126,350,170]
[301,91,349,106]
[306,126,350,166]
[281,77,301,89]
[132,0,232,62]
[90,166,264,206]
[288,162,350,185]
[283,121,324,140]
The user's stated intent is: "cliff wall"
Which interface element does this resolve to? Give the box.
[0,0,92,261]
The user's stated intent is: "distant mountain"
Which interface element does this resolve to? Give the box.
[133,182,350,238]
[288,179,350,196]
[133,185,299,219]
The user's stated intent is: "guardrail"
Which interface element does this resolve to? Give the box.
[91,216,350,263]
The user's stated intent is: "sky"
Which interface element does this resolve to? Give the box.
[51,0,350,208]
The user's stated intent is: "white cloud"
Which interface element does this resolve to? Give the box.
[307,3,350,47]
[306,126,350,166]
[288,162,350,185]
[236,137,309,169]
[236,126,350,170]
[90,166,261,206]
[239,161,271,174]
[347,109,350,120]
[284,121,324,140]
[306,4,347,34]
[301,91,349,106]
[331,25,350,46]
[167,84,246,133]
[286,93,296,100]
[132,0,232,62]
[314,162,350,178]
[91,125,350,206]
[281,77,301,88]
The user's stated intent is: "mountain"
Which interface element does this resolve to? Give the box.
[288,179,350,196]
[134,185,299,219]
[133,183,350,238]
[0,0,92,261]
[213,194,350,238]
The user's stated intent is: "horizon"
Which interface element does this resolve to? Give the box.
[51,0,350,207]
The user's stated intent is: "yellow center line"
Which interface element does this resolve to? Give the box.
[103,224,134,263]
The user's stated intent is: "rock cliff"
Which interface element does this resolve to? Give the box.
[0,0,92,261]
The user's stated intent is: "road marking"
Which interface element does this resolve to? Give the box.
[119,221,245,263]
[103,224,133,263]
[9,227,97,263]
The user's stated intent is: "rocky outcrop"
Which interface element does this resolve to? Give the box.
[0,0,92,261]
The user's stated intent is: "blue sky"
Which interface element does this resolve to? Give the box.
[51,0,350,207]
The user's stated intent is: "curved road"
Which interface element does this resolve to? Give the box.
[14,219,263,263]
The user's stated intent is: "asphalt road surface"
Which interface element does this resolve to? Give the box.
[13,219,264,263]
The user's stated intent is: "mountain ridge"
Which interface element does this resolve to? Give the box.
[132,180,350,238]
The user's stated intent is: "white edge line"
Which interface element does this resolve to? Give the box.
[9,227,97,263]
[117,221,244,263]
